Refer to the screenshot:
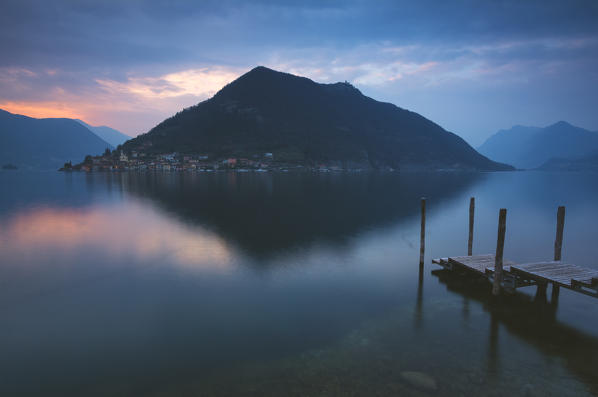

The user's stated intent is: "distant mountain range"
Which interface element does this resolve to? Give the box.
[478,121,598,169]
[538,150,598,172]
[75,119,130,147]
[0,109,118,169]
[123,66,511,171]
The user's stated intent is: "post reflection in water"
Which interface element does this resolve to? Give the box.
[487,309,499,379]
[414,264,424,330]
[462,296,470,321]
[432,268,598,395]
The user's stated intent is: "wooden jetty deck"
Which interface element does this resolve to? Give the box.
[510,262,598,298]
[433,255,528,292]
[432,255,598,297]
[432,254,515,274]
[424,200,598,299]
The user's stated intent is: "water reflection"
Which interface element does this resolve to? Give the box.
[115,172,485,258]
[0,204,232,272]
[414,264,424,329]
[0,202,235,314]
[1,171,598,396]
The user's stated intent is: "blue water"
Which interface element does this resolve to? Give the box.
[0,170,597,396]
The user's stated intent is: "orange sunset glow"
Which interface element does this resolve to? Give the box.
[0,66,244,136]
[0,101,86,121]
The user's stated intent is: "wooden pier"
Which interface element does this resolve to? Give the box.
[510,262,598,298]
[433,256,598,298]
[428,200,598,299]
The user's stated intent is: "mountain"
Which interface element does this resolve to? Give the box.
[0,109,112,170]
[75,119,130,147]
[123,66,511,171]
[476,125,541,168]
[538,149,598,172]
[478,121,598,169]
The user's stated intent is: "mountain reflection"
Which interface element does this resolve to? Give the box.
[113,171,485,258]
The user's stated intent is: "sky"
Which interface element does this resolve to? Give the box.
[1,0,597,146]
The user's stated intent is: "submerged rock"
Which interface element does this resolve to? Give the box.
[522,383,534,397]
[400,371,438,392]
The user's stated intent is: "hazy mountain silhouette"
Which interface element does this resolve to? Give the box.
[478,121,598,169]
[538,149,598,172]
[75,119,130,147]
[0,109,112,169]
[123,66,511,171]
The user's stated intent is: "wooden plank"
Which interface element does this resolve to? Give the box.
[571,277,598,288]
[448,255,493,263]
[510,266,565,286]
[448,255,496,273]
[514,261,563,270]
[551,269,593,277]
[532,266,596,277]
[449,254,494,263]
[451,261,494,269]
[485,263,515,274]
[539,269,592,278]
[447,255,517,273]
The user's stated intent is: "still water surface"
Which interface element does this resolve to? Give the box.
[1,170,597,396]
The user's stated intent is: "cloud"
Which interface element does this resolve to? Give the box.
[0,100,87,120]
[267,35,598,89]
[0,65,245,135]
[96,67,242,101]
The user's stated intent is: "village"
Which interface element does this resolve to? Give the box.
[60,149,364,173]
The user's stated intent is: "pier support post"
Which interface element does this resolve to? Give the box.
[552,206,565,299]
[492,209,507,296]
[468,197,475,256]
[554,206,565,261]
[551,283,560,305]
[419,198,426,267]
[535,282,548,304]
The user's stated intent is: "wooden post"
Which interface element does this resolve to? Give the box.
[554,206,565,261]
[492,209,507,296]
[419,198,426,267]
[468,197,475,256]
[552,206,565,299]
[551,283,560,305]
[535,282,548,304]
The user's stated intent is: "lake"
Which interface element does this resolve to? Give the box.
[1,170,597,396]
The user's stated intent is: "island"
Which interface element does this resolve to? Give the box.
[64,66,513,172]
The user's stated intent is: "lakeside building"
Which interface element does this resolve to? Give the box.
[64,150,369,173]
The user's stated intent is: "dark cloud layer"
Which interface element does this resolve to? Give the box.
[0,0,597,143]
[2,0,597,70]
